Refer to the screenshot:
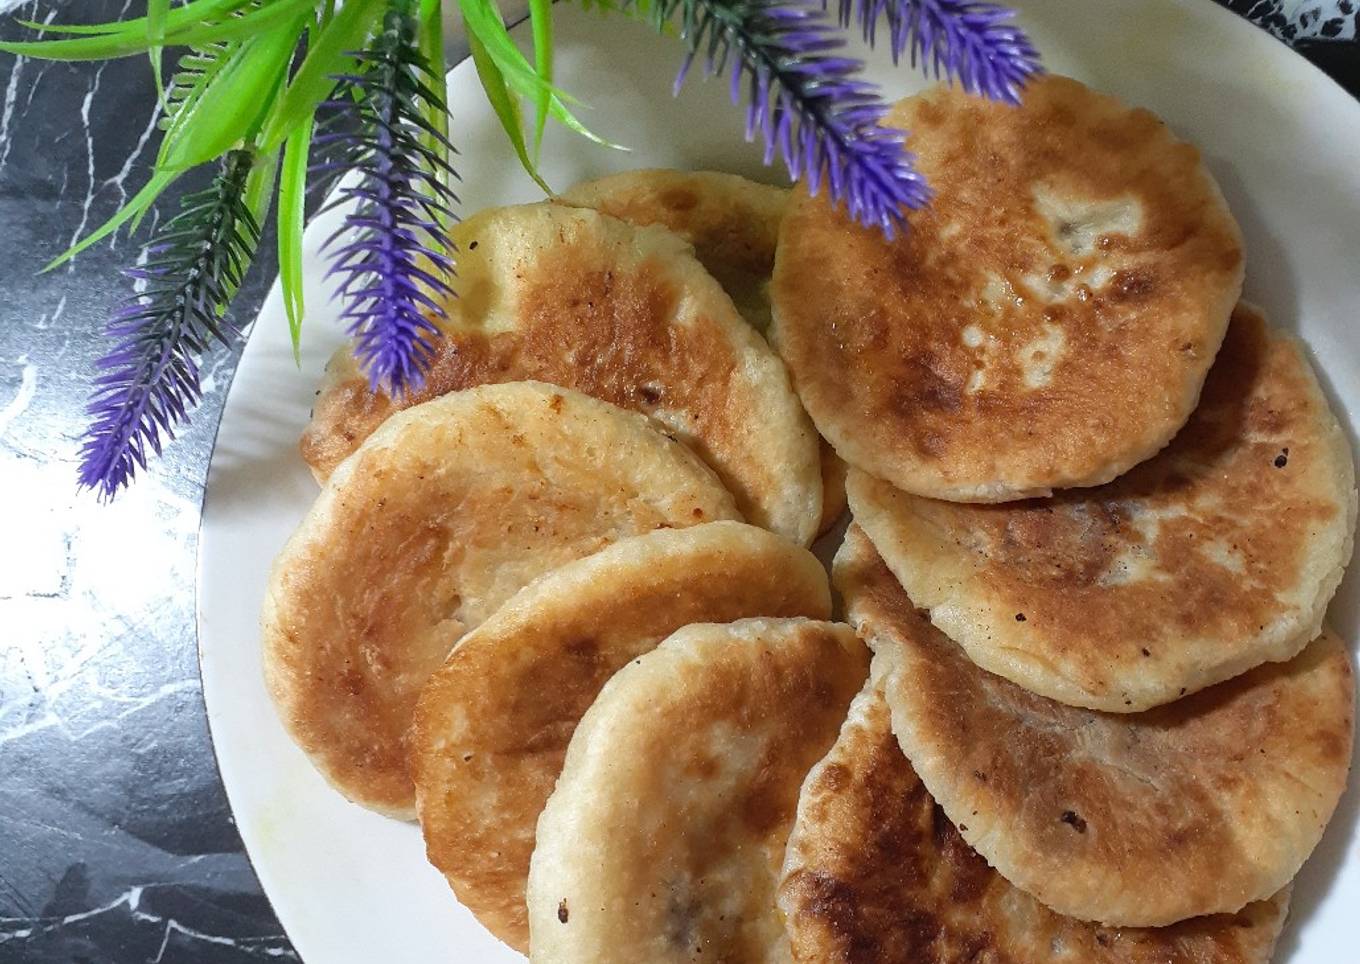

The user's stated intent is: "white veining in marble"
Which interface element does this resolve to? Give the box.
[0,885,299,959]
[0,357,35,437]
[66,60,110,271]
[0,4,294,954]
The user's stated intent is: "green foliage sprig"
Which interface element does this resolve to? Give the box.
[0,0,1039,498]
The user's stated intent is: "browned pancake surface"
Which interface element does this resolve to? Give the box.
[410,522,831,951]
[780,679,1292,963]
[302,203,820,543]
[558,169,786,331]
[773,75,1244,501]
[263,383,738,816]
[526,618,869,962]
[849,305,1356,711]
[559,169,848,535]
[835,527,1354,926]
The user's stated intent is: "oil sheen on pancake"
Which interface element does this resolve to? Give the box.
[262,382,739,818]
[849,305,1356,712]
[558,168,787,332]
[836,527,1354,927]
[409,522,832,952]
[779,677,1293,963]
[772,75,1244,502]
[558,169,848,535]
[526,618,868,962]
[300,202,821,544]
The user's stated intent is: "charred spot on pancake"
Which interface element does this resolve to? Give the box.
[820,763,851,792]
[892,356,965,421]
[638,383,663,405]
[564,637,601,665]
[1060,810,1087,832]
[1111,268,1155,301]
[659,186,700,212]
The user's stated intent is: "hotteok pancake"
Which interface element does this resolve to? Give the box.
[836,526,1354,927]
[526,617,867,962]
[558,169,786,333]
[772,75,1244,502]
[410,522,831,951]
[780,675,1293,963]
[848,304,1356,712]
[558,169,848,535]
[263,382,738,817]
[301,202,821,544]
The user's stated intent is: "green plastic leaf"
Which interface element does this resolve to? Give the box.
[416,0,448,152]
[156,41,239,173]
[14,0,251,37]
[244,144,280,226]
[259,0,385,152]
[0,30,159,60]
[167,0,321,50]
[0,0,251,59]
[460,0,558,103]
[465,21,550,195]
[4,0,315,61]
[278,116,313,363]
[418,0,455,238]
[160,15,307,171]
[528,0,553,162]
[461,0,622,151]
[42,169,180,272]
[147,0,170,103]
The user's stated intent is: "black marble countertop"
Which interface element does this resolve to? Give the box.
[0,3,1355,962]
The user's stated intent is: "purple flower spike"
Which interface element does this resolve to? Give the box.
[657,0,931,238]
[78,151,259,500]
[313,8,459,399]
[837,0,1042,103]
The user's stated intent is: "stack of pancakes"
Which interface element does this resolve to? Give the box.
[261,75,1356,962]
[773,76,1357,962]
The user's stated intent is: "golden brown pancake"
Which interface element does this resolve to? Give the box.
[848,304,1356,711]
[772,75,1245,501]
[557,168,787,332]
[526,618,868,962]
[300,202,821,544]
[836,526,1355,927]
[409,522,832,951]
[780,677,1293,963]
[262,382,739,818]
[558,169,848,536]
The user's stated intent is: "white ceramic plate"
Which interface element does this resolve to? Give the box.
[199,3,1360,961]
